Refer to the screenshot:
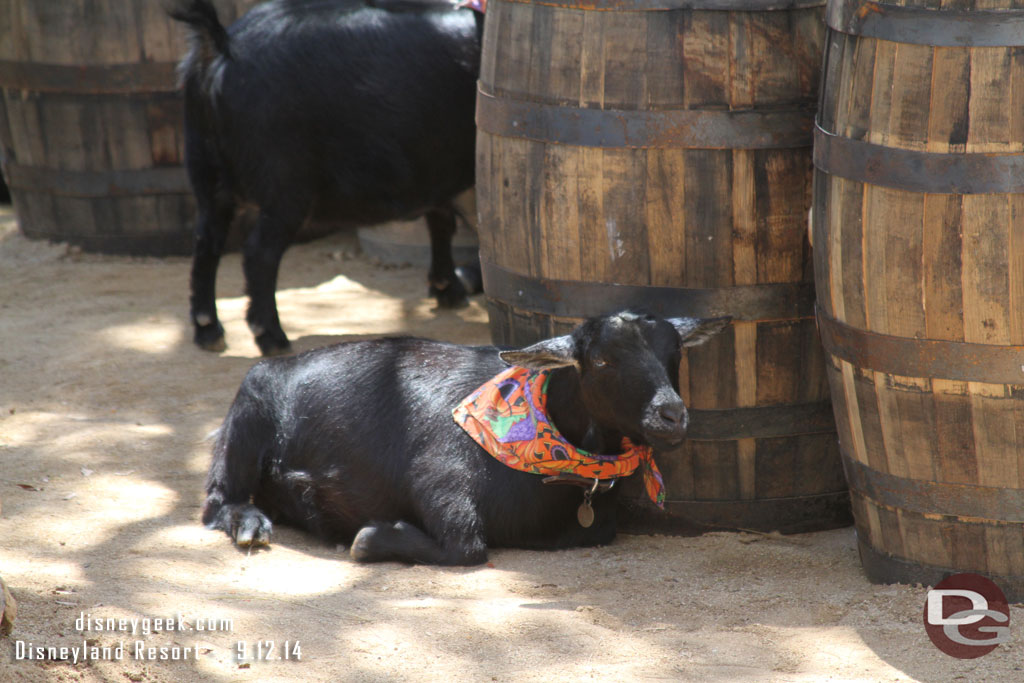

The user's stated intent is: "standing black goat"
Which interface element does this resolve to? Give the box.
[203,311,730,565]
[170,0,482,355]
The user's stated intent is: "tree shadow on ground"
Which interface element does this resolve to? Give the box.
[1,218,1020,682]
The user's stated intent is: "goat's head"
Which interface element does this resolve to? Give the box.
[499,311,731,450]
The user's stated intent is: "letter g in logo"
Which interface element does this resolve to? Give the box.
[924,575,1010,658]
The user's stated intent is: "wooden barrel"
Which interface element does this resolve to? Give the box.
[476,0,851,534]
[0,1,258,255]
[813,0,1024,599]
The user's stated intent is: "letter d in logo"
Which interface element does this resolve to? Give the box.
[924,574,1010,659]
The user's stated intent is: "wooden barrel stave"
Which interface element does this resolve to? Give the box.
[479,0,850,533]
[815,0,1024,598]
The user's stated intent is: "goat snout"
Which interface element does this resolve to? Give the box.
[658,401,686,427]
[643,394,688,446]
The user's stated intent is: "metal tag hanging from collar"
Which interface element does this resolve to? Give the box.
[576,478,599,528]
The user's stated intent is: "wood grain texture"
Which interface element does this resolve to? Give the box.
[814,0,1024,585]
[478,0,845,534]
[0,0,260,255]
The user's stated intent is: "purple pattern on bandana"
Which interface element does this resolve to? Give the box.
[500,416,537,443]
[493,378,538,443]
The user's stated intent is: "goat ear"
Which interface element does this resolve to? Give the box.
[499,336,578,370]
[669,316,732,347]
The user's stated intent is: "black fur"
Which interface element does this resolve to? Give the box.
[202,311,730,565]
[169,0,483,355]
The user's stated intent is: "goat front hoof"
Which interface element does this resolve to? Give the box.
[232,509,272,548]
[194,323,227,352]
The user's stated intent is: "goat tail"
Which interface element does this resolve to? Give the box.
[167,0,231,84]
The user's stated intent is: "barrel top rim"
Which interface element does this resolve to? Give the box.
[497,0,825,11]
[825,0,1024,46]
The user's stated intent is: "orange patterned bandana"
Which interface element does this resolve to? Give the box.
[453,365,665,507]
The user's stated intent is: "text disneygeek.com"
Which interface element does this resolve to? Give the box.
[10,611,299,663]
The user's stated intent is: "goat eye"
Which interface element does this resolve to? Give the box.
[593,358,608,369]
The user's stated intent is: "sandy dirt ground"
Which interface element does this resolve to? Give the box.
[1,205,1022,682]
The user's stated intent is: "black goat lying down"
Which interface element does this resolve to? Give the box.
[170,0,483,356]
[203,311,730,565]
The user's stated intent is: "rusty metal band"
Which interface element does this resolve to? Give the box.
[816,311,1024,385]
[857,538,1024,602]
[844,457,1024,523]
[4,162,190,198]
[0,60,180,95]
[498,0,823,10]
[687,402,835,440]
[477,88,815,150]
[482,260,816,321]
[814,124,1024,194]
[826,0,1024,47]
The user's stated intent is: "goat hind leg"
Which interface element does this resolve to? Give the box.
[425,205,469,309]
[190,190,235,351]
[243,207,302,356]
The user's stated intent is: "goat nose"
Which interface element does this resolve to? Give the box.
[659,401,686,425]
